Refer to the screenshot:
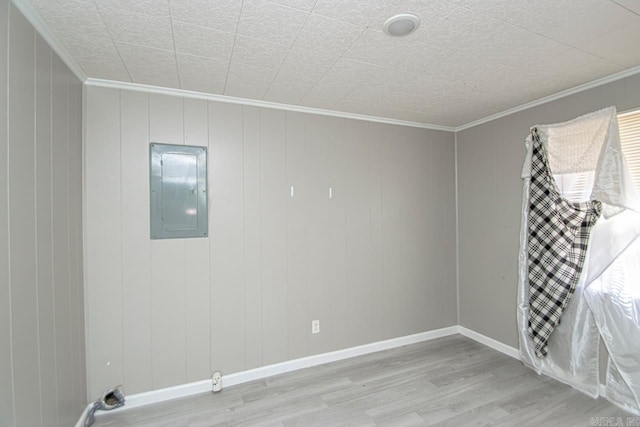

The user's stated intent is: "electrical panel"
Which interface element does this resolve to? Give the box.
[150,143,208,239]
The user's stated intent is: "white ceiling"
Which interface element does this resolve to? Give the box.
[25,0,640,127]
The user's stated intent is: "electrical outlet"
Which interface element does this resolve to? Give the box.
[212,371,222,392]
[312,319,320,334]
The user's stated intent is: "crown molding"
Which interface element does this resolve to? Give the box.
[86,63,640,134]
[84,78,456,132]
[454,65,640,132]
[11,0,87,82]
[8,0,640,133]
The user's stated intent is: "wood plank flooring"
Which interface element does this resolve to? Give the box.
[93,335,633,426]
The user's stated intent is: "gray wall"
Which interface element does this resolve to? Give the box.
[457,72,640,348]
[84,86,457,398]
[0,2,86,427]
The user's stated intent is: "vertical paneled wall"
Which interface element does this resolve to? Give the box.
[457,73,640,348]
[0,2,85,427]
[84,86,457,398]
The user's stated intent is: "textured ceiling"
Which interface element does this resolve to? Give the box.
[26,0,640,127]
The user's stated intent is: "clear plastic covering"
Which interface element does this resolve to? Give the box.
[518,107,640,415]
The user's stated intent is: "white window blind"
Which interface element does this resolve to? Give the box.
[619,109,640,191]
[554,109,640,201]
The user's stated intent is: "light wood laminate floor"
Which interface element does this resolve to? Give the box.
[94,335,633,426]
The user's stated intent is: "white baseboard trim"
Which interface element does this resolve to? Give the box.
[80,325,619,426]
[114,379,213,413]
[457,327,614,403]
[93,326,459,417]
[223,326,459,389]
[599,383,607,398]
[457,326,520,360]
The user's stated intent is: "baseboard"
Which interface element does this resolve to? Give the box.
[112,379,213,413]
[80,325,619,425]
[599,383,607,398]
[456,327,614,403]
[94,325,459,417]
[223,326,459,388]
[457,326,520,359]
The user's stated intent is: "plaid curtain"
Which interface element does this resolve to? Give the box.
[527,129,602,357]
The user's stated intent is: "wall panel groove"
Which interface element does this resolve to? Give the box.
[0,0,12,420]
[9,7,40,425]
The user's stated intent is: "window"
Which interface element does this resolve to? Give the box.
[619,109,640,191]
[553,108,640,202]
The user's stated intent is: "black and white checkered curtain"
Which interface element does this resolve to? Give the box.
[527,129,602,357]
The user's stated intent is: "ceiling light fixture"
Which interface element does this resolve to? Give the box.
[383,13,420,37]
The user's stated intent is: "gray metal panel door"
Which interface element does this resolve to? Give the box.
[150,142,208,239]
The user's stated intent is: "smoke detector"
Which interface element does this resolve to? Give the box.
[383,13,420,37]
